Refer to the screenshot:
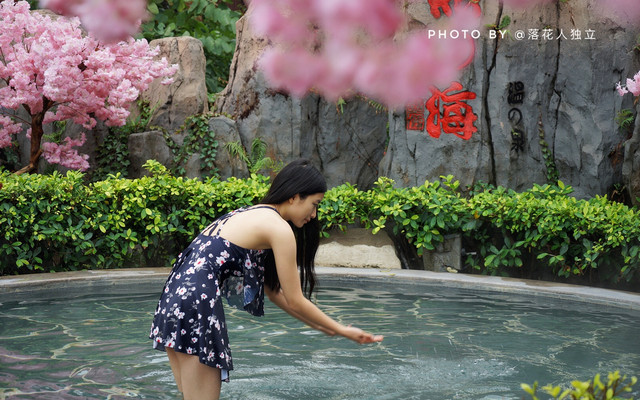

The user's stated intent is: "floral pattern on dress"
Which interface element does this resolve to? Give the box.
[149,207,273,381]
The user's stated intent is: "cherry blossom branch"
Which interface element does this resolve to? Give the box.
[249,0,479,108]
[33,0,640,105]
[39,0,149,43]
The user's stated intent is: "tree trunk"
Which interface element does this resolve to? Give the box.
[15,111,45,175]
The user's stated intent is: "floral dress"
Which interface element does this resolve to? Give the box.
[149,206,274,382]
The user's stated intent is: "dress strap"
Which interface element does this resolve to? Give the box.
[251,205,280,215]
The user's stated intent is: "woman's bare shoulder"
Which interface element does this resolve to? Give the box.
[219,206,292,249]
[251,207,293,236]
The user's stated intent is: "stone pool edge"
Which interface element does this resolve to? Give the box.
[1,266,639,310]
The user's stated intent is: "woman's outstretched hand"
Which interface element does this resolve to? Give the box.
[341,325,384,344]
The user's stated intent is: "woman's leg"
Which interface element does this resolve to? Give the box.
[166,348,222,400]
[166,348,185,395]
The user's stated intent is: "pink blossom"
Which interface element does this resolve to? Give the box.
[39,0,148,42]
[250,0,480,107]
[598,0,640,25]
[627,76,640,97]
[0,116,23,148]
[616,71,640,98]
[0,1,176,171]
[314,0,404,41]
[616,83,629,96]
[258,49,327,98]
[617,71,640,97]
[41,133,90,171]
[250,0,317,47]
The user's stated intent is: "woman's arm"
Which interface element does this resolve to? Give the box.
[267,223,383,344]
[265,286,336,336]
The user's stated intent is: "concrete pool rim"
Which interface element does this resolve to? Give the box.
[1,266,640,311]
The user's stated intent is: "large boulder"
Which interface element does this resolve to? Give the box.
[206,116,249,178]
[128,131,173,177]
[124,36,210,178]
[214,15,388,189]
[380,1,639,198]
[623,110,640,206]
[30,1,638,204]
[142,36,209,140]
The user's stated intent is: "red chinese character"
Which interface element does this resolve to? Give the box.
[405,103,425,131]
[425,81,477,140]
[428,0,481,19]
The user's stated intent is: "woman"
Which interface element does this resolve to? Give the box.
[149,159,383,400]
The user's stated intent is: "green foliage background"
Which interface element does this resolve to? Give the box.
[140,0,243,94]
[2,163,640,292]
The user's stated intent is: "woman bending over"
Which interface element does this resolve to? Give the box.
[149,159,383,400]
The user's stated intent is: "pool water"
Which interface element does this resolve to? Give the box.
[1,280,639,399]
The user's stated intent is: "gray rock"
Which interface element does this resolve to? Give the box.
[127,131,173,177]
[23,1,638,206]
[141,36,209,140]
[183,152,202,179]
[208,116,249,179]
[623,109,640,206]
[214,16,388,189]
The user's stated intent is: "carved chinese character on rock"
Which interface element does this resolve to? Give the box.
[507,82,526,153]
[428,0,481,19]
[405,103,426,131]
[507,81,525,105]
[508,108,525,152]
[425,81,478,140]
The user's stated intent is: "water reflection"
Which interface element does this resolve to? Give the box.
[0,282,638,399]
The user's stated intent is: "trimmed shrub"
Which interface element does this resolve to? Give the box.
[2,167,639,289]
[0,161,268,273]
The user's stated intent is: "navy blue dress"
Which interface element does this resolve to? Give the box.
[149,206,274,381]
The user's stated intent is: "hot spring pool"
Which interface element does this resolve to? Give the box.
[1,268,639,399]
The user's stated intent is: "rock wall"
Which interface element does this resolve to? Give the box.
[623,114,640,206]
[211,0,639,198]
[14,1,639,203]
[381,1,639,199]
[213,15,388,188]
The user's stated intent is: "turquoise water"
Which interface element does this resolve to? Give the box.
[0,280,639,399]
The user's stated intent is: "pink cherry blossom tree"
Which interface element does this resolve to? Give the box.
[0,0,176,174]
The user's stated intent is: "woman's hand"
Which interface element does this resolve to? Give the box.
[340,325,384,344]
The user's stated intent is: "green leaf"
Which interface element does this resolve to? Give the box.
[521,383,535,395]
[16,259,29,267]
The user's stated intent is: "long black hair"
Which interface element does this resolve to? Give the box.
[260,159,327,299]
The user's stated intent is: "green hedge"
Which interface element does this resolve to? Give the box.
[0,161,268,273]
[320,176,640,287]
[2,164,640,289]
